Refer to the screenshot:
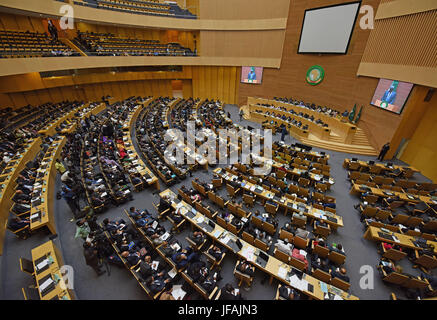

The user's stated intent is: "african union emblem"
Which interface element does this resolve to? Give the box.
[306,65,325,85]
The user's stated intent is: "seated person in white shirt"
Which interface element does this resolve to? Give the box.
[274,238,294,256]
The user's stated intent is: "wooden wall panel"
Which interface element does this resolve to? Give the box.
[0,13,46,32]
[399,91,437,182]
[23,90,41,106]
[0,93,14,107]
[36,89,52,105]
[386,86,434,159]
[191,66,239,104]
[377,0,437,19]
[361,11,437,68]
[358,6,437,87]
[186,0,199,16]
[199,0,290,20]
[9,92,27,108]
[200,29,285,60]
[0,13,19,30]
[182,79,193,98]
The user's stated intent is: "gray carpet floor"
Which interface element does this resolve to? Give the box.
[0,104,433,300]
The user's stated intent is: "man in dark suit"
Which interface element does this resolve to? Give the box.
[8,217,29,231]
[147,274,172,294]
[331,267,350,283]
[172,247,200,269]
[378,143,390,161]
[279,285,301,300]
[208,245,224,261]
[121,251,141,267]
[83,242,105,276]
[189,231,205,246]
[236,260,255,277]
[12,190,31,203]
[220,283,243,300]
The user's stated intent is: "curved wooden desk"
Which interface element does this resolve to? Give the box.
[29,136,66,235]
[0,137,41,255]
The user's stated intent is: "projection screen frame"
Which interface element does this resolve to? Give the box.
[297,1,362,55]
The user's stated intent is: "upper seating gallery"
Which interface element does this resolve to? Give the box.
[69,0,197,19]
[0,30,79,59]
[74,31,196,57]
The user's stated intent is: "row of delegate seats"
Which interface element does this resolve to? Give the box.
[274,97,342,119]
[74,31,196,57]
[255,103,329,131]
[0,101,87,176]
[73,0,197,19]
[0,30,79,58]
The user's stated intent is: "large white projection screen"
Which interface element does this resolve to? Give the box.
[298,2,361,54]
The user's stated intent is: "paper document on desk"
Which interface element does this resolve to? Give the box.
[334,295,343,300]
[39,277,54,292]
[196,216,204,224]
[36,259,49,271]
[320,282,328,293]
[221,235,231,244]
[151,261,159,271]
[172,285,186,300]
[278,267,287,279]
[241,247,255,262]
[213,230,223,239]
[289,275,307,291]
[168,268,177,279]
[160,232,170,241]
[30,213,39,220]
[170,243,181,251]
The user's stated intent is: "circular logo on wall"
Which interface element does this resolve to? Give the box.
[306,65,325,85]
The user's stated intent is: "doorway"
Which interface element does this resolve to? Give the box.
[171,80,183,98]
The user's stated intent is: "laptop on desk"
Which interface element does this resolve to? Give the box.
[325,216,337,223]
[228,238,243,253]
[30,211,41,223]
[378,232,394,241]
[199,221,215,233]
[255,251,269,268]
[185,210,196,220]
[38,275,56,297]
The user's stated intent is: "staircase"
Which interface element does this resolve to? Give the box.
[60,38,87,56]
[351,128,373,146]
